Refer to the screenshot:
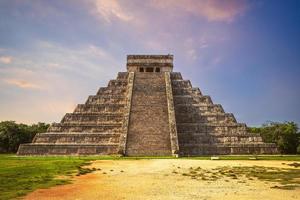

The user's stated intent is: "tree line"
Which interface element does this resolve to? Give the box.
[0,121,49,153]
[247,121,300,154]
[0,120,299,154]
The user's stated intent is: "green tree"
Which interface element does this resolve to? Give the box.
[248,121,299,154]
[0,121,49,153]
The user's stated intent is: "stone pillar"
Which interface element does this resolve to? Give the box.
[165,72,179,157]
[118,72,135,155]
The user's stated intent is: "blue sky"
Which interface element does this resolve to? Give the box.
[0,0,299,126]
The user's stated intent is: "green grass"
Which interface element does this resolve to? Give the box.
[0,154,300,199]
[0,154,99,199]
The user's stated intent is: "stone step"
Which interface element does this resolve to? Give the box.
[178,134,263,144]
[126,72,172,156]
[33,132,120,144]
[61,113,123,123]
[171,80,192,88]
[177,132,261,137]
[96,87,127,95]
[172,88,205,96]
[175,104,224,114]
[86,95,126,104]
[74,104,125,113]
[175,113,236,123]
[116,72,128,80]
[174,95,212,105]
[48,123,122,133]
[17,143,119,155]
[176,123,247,134]
[108,79,128,87]
[179,143,278,156]
[170,72,183,80]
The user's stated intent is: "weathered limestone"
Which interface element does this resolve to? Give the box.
[17,55,278,156]
[125,72,172,156]
[17,72,131,155]
[170,72,277,155]
[165,72,179,156]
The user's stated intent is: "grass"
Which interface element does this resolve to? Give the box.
[0,154,99,199]
[0,154,300,199]
[178,164,300,190]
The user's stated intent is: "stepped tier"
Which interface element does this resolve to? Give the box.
[18,144,118,155]
[170,72,277,155]
[17,55,277,156]
[32,132,120,144]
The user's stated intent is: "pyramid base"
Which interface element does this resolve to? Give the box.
[17,144,119,155]
[179,143,278,156]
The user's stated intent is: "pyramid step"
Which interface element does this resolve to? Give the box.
[170,72,182,80]
[48,123,122,133]
[74,104,125,113]
[62,113,123,123]
[177,123,247,134]
[178,134,263,144]
[108,80,128,87]
[175,113,236,123]
[96,87,127,95]
[17,143,119,155]
[179,143,278,156]
[116,72,128,80]
[174,95,212,105]
[33,132,120,144]
[175,104,224,114]
[172,88,204,96]
[86,95,126,104]
[171,80,192,88]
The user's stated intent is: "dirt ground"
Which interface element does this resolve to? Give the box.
[24,159,300,200]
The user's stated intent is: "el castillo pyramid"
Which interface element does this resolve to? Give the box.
[17,55,277,156]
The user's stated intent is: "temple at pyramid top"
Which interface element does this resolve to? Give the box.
[127,54,173,72]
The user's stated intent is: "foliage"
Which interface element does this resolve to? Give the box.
[0,121,49,153]
[248,121,300,154]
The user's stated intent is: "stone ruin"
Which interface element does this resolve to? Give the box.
[17,55,277,156]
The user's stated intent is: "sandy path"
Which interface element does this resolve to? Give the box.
[24,159,300,200]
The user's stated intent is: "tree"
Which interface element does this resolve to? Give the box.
[0,121,50,153]
[248,121,300,154]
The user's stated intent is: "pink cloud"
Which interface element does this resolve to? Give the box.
[151,0,248,22]
[4,79,41,89]
[93,0,133,23]
[0,56,13,64]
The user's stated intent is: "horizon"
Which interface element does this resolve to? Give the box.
[0,0,299,126]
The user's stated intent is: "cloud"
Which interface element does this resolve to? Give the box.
[151,0,248,22]
[93,0,133,23]
[4,79,41,89]
[0,56,13,64]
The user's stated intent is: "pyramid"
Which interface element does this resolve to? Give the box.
[17,55,277,156]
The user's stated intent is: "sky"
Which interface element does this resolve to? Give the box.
[0,0,299,126]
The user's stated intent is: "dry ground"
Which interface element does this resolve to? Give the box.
[24,159,300,200]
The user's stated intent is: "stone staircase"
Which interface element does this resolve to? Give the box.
[125,73,172,156]
[170,72,277,155]
[17,72,130,155]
